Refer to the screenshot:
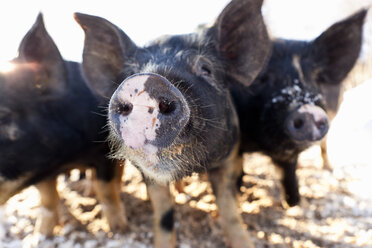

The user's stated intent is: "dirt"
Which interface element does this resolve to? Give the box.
[0,146,371,248]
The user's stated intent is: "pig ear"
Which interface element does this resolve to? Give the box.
[307,9,367,85]
[18,13,67,93]
[74,13,137,98]
[213,0,270,86]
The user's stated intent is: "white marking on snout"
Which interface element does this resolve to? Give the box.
[292,55,306,84]
[116,75,161,151]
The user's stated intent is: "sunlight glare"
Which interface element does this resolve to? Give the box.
[0,61,15,73]
[328,80,372,200]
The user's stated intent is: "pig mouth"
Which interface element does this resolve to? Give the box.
[107,128,186,182]
[107,126,205,182]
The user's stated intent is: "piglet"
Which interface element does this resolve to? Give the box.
[0,14,127,236]
[232,9,367,207]
[74,0,270,247]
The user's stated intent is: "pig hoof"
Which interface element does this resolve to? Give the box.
[107,214,128,233]
[101,203,128,233]
[285,194,301,208]
[154,227,176,248]
[23,233,50,248]
[228,236,255,248]
[154,233,176,248]
[34,207,58,236]
[322,160,333,171]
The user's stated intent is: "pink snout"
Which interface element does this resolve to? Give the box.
[285,104,329,142]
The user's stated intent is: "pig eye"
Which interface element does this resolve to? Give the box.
[159,98,176,115]
[196,57,214,78]
[200,65,212,76]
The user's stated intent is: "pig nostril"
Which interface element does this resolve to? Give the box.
[117,102,133,116]
[293,118,304,130]
[316,120,327,131]
[159,99,176,115]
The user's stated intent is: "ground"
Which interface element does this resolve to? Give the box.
[0,145,371,248]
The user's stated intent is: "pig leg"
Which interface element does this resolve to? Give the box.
[274,157,300,207]
[0,176,28,205]
[34,178,59,236]
[320,138,332,170]
[93,161,128,232]
[147,182,176,248]
[80,169,95,197]
[174,180,185,194]
[66,168,95,197]
[209,155,254,248]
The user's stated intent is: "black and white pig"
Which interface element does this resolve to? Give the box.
[0,14,127,236]
[74,0,270,247]
[232,9,367,207]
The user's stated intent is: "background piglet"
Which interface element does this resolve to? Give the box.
[232,9,367,207]
[0,14,127,237]
[75,0,270,247]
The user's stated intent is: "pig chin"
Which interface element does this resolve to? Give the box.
[108,127,182,183]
